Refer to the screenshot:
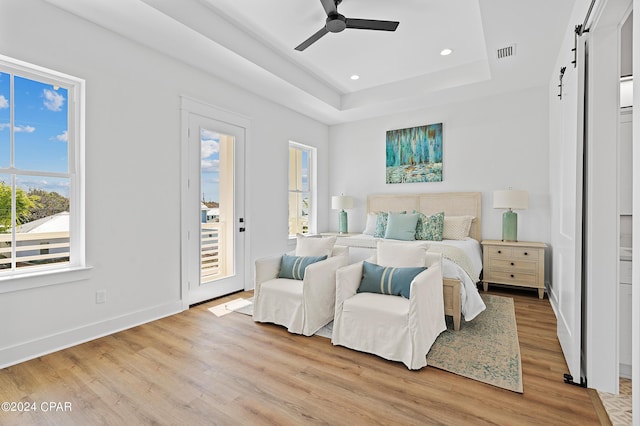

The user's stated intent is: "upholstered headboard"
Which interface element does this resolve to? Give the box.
[366,192,482,241]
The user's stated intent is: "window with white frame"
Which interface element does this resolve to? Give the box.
[288,142,315,237]
[0,55,84,277]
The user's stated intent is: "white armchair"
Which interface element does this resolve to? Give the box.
[331,252,446,370]
[253,246,348,336]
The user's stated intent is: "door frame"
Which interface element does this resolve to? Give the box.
[582,0,632,393]
[180,96,251,309]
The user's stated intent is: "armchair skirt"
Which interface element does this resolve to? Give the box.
[332,253,446,369]
[253,247,348,336]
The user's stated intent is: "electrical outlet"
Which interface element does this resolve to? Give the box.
[96,289,107,304]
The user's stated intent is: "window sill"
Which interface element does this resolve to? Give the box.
[0,266,93,294]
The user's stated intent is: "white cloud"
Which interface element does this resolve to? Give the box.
[201,158,219,172]
[14,125,35,133]
[201,139,219,159]
[0,95,7,109]
[0,123,36,133]
[17,177,70,198]
[55,130,68,142]
[200,129,219,141]
[43,89,65,112]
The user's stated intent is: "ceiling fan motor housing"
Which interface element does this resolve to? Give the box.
[294,0,398,51]
[326,14,347,33]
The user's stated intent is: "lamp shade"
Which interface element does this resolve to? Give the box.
[493,190,529,210]
[331,195,354,210]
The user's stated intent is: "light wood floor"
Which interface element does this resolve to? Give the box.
[0,287,607,425]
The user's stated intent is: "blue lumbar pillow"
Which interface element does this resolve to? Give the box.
[358,261,427,299]
[278,254,328,280]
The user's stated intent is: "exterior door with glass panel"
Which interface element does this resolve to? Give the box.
[186,114,245,304]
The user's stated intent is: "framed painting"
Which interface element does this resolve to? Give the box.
[386,123,443,183]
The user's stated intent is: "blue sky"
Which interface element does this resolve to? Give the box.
[0,72,70,197]
[200,128,220,203]
[300,150,309,191]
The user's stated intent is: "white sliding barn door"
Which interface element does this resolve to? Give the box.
[554,41,586,385]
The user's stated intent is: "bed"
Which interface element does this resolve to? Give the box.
[332,192,486,331]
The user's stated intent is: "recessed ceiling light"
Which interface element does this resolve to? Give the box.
[350,74,360,80]
[440,48,453,56]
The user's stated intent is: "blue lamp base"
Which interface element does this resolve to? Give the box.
[502,210,518,242]
[338,210,348,234]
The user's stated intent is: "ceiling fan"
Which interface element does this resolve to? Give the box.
[295,0,399,51]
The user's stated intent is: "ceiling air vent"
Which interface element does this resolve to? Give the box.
[497,44,516,60]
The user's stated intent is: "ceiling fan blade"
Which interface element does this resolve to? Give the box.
[320,0,338,16]
[346,18,399,31]
[295,27,329,51]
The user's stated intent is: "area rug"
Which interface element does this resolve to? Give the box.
[426,294,523,393]
[217,293,522,393]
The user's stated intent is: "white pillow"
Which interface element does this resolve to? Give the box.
[443,215,474,240]
[362,212,377,235]
[295,234,337,257]
[376,241,429,267]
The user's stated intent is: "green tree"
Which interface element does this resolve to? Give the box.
[0,182,35,233]
[26,189,70,221]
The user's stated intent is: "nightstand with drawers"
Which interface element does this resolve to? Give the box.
[481,240,547,299]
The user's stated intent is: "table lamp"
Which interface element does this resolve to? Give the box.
[331,194,354,234]
[493,189,528,242]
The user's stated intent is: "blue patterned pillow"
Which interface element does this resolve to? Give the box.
[373,212,389,238]
[415,211,444,241]
[279,254,327,280]
[358,261,427,298]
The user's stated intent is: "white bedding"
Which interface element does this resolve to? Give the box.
[334,234,486,321]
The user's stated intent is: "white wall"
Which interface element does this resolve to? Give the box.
[328,87,551,251]
[0,0,328,367]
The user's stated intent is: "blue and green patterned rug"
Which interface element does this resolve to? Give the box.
[426,294,523,393]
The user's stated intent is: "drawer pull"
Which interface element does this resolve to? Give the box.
[524,252,528,256]
[510,262,514,266]
[510,274,515,278]
[498,250,502,254]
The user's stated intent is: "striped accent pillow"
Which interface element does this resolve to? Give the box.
[358,261,427,299]
[278,254,328,280]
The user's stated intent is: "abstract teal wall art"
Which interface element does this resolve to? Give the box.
[386,123,443,184]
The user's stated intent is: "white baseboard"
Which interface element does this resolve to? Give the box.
[547,283,560,319]
[620,363,632,379]
[0,301,184,368]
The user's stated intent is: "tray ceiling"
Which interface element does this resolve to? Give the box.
[44,0,577,124]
